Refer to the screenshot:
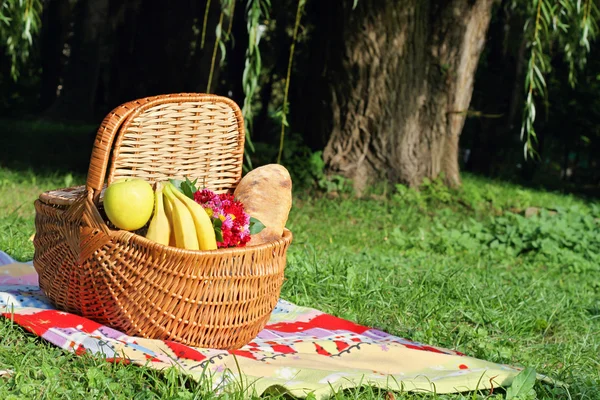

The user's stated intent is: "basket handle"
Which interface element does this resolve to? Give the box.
[86,93,219,202]
[86,97,153,201]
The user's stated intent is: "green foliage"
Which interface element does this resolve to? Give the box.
[282,147,352,194]
[0,0,43,80]
[521,0,600,158]
[248,216,265,235]
[275,0,305,164]
[475,208,599,273]
[2,0,600,194]
[208,5,224,92]
[251,132,353,194]
[303,152,352,194]
[206,0,236,94]
[389,175,600,279]
[170,177,200,199]
[417,175,454,204]
[392,175,456,210]
[242,0,271,170]
[0,167,85,261]
[506,368,537,400]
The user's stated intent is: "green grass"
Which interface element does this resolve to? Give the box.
[0,168,85,261]
[1,166,599,399]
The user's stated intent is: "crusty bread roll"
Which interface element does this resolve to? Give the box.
[234,164,292,246]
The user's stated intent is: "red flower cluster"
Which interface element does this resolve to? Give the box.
[193,189,251,248]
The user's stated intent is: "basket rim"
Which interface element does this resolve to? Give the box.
[36,186,293,256]
[109,226,292,256]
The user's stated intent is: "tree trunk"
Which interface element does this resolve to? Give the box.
[318,0,494,193]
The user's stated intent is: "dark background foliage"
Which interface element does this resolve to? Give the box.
[0,0,598,196]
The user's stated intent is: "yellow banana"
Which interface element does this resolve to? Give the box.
[145,182,171,246]
[167,182,217,251]
[163,184,200,250]
[162,190,177,246]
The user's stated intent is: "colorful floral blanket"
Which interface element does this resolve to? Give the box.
[0,251,526,398]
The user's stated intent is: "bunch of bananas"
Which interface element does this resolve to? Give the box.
[145,182,217,250]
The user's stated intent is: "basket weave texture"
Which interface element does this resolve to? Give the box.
[32,93,292,349]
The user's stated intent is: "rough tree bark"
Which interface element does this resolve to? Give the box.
[316,0,494,193]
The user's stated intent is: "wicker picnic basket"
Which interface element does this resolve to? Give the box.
[32,93,292,349]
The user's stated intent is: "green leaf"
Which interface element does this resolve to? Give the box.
[506,367,537,400]
[219,41,227,65]
[168,178,183,190]
[214,228,223,243]
[169,177,199,199]
[86,367,106,387]
[180,177,199,200]
[41,363,60,379]
[249,216,265,235]
[212,218,224,242]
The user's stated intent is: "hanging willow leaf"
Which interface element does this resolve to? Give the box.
[206,0,235,94]
[0,0,43,80]
[241,0,271,170]
[520,0,599,159]
[200,0,212,49]
[276,0,306,164]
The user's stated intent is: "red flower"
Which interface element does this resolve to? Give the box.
[220,193,249,226]
[193,189,251,248]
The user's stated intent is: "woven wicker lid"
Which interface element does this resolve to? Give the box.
[40,93,244,207]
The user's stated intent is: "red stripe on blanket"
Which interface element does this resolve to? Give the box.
[264,314,369,334]
[164,341,207,362]
[2,310,102,336]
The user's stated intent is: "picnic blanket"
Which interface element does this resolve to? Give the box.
[0,251,527,398]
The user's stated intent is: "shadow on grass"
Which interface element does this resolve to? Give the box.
[0,118,98,174]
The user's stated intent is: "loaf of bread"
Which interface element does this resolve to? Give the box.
[234,164,292,246]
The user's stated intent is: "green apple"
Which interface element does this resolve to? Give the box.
[103,178,154,231]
